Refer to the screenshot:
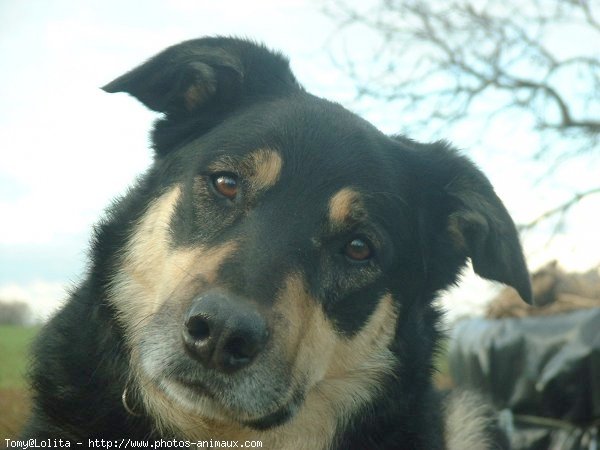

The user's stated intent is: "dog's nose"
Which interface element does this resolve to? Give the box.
[182,292,269,372]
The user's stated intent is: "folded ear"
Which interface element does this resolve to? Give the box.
[445,172,533,304]
[103,36,300,115]
[401,138,533,304]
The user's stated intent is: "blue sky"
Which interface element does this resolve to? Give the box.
[1,0,598,321]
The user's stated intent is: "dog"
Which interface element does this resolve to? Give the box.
[22,37,532,449]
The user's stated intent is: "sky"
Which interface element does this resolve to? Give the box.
[1,0,598,322]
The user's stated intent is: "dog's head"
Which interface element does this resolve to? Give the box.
[103,37,531,439]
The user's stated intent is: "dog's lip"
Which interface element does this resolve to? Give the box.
[169,375,305,428]
[241,396,301,430]
[173,377,216,400]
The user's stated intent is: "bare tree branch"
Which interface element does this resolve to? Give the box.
[324,0,600,229]
[519,187,600,230]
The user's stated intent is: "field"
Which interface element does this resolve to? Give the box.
[0,325,39,441]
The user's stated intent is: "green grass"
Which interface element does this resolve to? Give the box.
[0,325,40,389]
[0,324,40,441]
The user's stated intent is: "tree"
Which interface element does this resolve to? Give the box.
[0,300,32,326]
[324,0,600,230]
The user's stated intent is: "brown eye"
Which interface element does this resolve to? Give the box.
[344,238,373,262]
[212,173,238,199]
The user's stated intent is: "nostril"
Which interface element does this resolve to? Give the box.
[221,328,269,371]
[186,315,211,341]
[225,336,253,363]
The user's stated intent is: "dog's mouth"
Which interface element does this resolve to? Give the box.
[241,392,304,430]
[155,369,305,430]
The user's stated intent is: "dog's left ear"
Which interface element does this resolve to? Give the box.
[403,139,533,304]
[102,36,300,115]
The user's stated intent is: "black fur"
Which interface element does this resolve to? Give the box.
[22,37,530,449]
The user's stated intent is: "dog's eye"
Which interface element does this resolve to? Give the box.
[344,237,373,262]
[212,173,238,200]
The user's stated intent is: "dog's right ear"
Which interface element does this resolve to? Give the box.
[396,137,533,304]
[103,36,300,114]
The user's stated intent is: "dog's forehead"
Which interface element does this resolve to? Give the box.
[226,96,395,188]
[202,94,386,158]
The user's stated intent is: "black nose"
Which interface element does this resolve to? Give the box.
[182,291,269,372]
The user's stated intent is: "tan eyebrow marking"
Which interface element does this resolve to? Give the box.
[328,188,365,226]
[246,148,282,190]
[207,149,282,192]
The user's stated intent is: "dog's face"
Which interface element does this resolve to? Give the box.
[103,38,531,437]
